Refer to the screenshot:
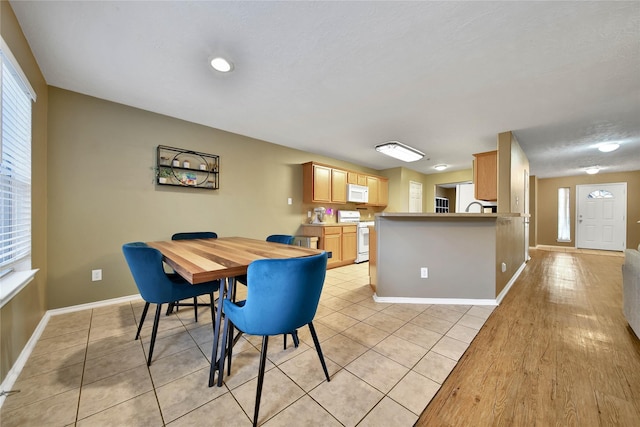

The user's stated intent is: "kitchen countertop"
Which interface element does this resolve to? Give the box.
[301,222,358,226]
[377,212,528,219]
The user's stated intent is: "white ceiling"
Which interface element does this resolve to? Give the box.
[9,1,640,178]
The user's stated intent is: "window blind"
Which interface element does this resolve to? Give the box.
[0,51,32,271]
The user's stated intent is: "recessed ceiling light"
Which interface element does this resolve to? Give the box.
[598,143,620,153]
[585,166,600,175]
[210,57,233,73]
[375,141,424,162]
[433,164,448,171]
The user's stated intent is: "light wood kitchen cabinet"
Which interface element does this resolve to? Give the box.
[303,162,347,204]
[323,227,342,267]
[342,226,357,263]
[331,168,347,203]
[378,178,389,206]
[473,150,497,201]
[367,176,379,205]
[300,224,357,269]
[303,163,331,203]
[365,176,388,206]
[302,161,388,207]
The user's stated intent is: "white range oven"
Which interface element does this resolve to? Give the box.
[338,210,373,263]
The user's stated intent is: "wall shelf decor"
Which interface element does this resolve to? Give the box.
[156,145,219,190]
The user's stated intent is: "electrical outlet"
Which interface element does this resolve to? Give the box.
[92,269,102,281]
[307,211,312,218]
[287,197,292,205]
[501,262,507,273]
[420,267,429,278]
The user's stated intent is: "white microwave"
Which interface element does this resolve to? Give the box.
[347,184,369,203]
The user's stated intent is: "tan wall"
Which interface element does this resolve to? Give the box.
[46,87,388,309]
[0,1,49,383]
[379,167,403,213]
[423,169,473,212]
[493,132,528,295]
[495,216,525,295]
[497,131,529,214]
[529,175,538,247]
[537,171,640,249]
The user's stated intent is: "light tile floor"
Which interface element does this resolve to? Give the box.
[1,263,494,426]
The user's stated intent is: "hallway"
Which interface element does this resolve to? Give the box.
[417,248,640,426]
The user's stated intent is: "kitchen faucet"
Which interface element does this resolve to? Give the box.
[465,201,484,212]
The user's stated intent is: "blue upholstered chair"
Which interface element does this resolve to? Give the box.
[218,252,330,427]
[235,234,298,348]
[172,231,218,241]
[122,242,220,366]
[265,234,295,245]
[167,232,219,321]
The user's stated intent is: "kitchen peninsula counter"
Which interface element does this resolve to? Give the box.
[371,212,528,305]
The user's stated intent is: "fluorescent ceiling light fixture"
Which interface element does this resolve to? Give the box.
[585,166,600,175]
[598,143,620,153]
[210,57,233,73]
[375,141,424,162]
[433,164,448,171]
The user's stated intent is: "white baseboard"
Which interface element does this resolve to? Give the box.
[372,295,498,306]
[496,261,526,305]
[0,293,141,409]
[46,294,142,316]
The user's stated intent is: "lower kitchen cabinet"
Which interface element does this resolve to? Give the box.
[301,224,357,269]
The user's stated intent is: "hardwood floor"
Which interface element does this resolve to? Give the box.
[416,249,640,426]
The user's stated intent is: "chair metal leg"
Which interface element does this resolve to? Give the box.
[165,302,174,316]
[253,336,269,427]
[308,322,330,382]
[283,330,299,349]
[135,302,150,340]
[147,304,163,366]
[194,296,198,322]
[227,322,234,375]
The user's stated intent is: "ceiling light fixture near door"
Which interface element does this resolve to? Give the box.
[433,164,448,171]
[598,143,620,152]
[585,166,600,175]
[210,57,234,73]
[375,141,424,162]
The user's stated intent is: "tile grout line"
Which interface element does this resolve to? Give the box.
[74,308,93,425]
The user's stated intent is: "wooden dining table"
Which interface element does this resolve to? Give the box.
[146,236,323,386]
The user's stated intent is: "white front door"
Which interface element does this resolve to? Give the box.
[576,183,626,251]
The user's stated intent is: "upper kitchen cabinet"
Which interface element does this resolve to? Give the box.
[303,162,347,204]
[473,150,497,201]
[366,176,389,206]
[304,162,332,203]
[347,171,370,187]
[332,168,347,203]
[302,161,388,207]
